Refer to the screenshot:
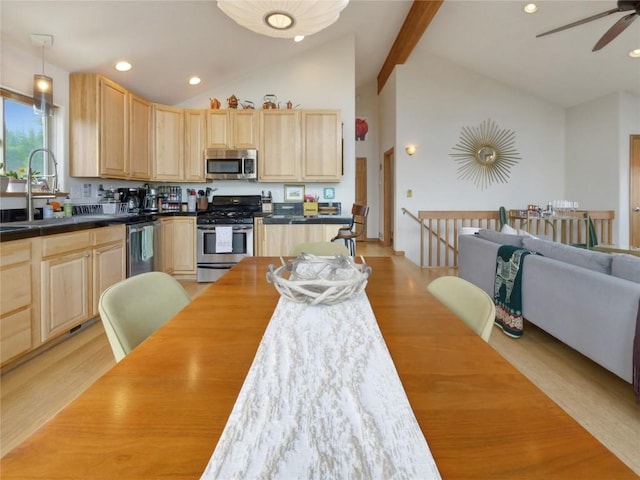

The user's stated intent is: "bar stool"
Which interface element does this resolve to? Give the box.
[331,203,369,255]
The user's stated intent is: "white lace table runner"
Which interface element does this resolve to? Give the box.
[200,292,442,480]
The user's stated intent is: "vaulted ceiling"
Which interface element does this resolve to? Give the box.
[2,1,638,108]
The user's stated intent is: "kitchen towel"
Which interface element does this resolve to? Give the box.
[200,292,442,480]
[141,225,154,261]
[215,226,233,254]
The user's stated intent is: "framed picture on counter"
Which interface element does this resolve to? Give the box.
[284,184,305,202]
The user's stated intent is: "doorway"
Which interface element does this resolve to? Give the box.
[383,148,394,247]
[355,157,368,241]
[630,135,640,247]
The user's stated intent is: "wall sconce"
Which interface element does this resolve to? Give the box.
[32,34,54,116]
[405,145,417,156]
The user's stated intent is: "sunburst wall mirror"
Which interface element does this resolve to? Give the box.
[449,118,521,190]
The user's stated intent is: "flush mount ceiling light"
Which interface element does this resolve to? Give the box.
[31,34,53,116]
[523,3,537,14]
[189,76,201,85]
[217,0,349,39]
[629,48,640,57]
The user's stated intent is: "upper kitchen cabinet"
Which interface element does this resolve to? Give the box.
[206,110,258,149]
[152,104,184,182]
[258,109,342,183]
[301,110,342,182]
[129,94,152,180]
[70,74,129,178]
[259,110,300,182]
[184,109,206,182]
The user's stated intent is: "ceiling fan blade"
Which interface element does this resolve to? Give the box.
[593,12,638,51]
[536,7,620,38]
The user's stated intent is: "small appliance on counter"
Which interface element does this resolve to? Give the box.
[142,187,160,213]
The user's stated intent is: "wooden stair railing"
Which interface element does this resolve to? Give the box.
[418,211,500,268]
[411,209,615,268]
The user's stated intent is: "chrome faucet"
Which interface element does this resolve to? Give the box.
[27,148,59,221]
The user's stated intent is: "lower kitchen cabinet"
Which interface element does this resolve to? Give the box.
[91,226,127,317]
[40,225,125,342]
[254,218,345,256]
[0,239,39,365]
[161,217,196,276]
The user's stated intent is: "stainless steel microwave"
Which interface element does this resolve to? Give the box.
[204,148,257,181]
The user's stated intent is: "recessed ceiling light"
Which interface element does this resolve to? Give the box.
[629,49,640,58]
[189,76,201,85]
[294,35,305,42]
[524,3,538,14]
[115,61,132,72]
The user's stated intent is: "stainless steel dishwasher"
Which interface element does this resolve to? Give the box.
[126,220,162,277]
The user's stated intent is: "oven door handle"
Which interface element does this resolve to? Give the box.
[197,225,253,231]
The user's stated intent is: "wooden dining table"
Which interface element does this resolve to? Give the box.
[1,257,635,479]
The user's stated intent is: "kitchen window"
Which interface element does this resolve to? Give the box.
[1,88,56,180]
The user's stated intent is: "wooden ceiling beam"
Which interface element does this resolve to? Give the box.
[377,0,444,93]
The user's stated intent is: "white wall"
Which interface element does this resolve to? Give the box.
[390,53,566,265]
[179,35,357,209]
[566,91,640,244]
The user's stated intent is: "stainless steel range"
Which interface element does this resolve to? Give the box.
[196,195,261,282]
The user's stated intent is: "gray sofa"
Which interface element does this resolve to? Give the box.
[458,230,640,383]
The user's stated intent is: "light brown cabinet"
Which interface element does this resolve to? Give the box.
[0,239,39,366]
[258,110,342,182]
[301,110,342,181]
[40,226,125,341]
[129,94,152,180]
[259,110,301,182]
[152,104,184,181]
[70,74,129,178]
[184,109,207,182]
[161,217,196,276]
[253,218,345,256]
[206,110,258,149]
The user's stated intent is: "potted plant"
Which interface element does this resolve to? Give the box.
[0,163,9,193]
[2,166,29,192]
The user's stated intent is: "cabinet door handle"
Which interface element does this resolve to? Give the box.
[84,252,91,257]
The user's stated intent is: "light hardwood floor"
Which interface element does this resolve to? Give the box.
[2,242,639,474]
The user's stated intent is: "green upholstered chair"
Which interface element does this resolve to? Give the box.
[98,272,191,362]
[427,276,496,342]
[291,241,350,256]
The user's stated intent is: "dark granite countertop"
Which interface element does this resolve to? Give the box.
[261,215,351,225]
[0,211,351,242]
[0,212,197,242]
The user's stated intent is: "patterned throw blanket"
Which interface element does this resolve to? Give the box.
[493,245,540,338]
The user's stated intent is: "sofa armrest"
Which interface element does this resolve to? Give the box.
[458,235,500,297]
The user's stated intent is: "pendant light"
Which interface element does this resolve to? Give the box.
[32,34,54,116]
[217,0,349,39]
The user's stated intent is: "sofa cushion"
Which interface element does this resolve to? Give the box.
[611,254,640,284]
[501,224,537,238]
[521,237,612,274]
[477,229,525,247]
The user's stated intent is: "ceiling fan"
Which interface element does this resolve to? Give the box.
[536,0,640,51]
